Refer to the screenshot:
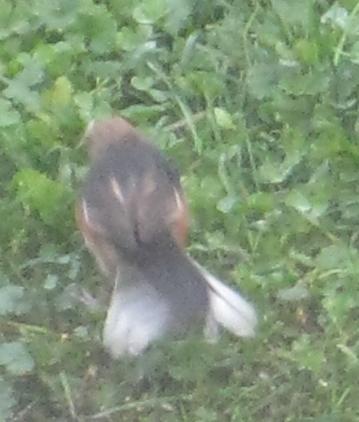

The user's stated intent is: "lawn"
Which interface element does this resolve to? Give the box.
[1,0,359,420]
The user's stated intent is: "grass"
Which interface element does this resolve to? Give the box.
[1,0,359,420]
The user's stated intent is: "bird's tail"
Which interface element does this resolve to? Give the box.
[191,259,257,338]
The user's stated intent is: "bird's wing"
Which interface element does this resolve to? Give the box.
[77,138,189,258]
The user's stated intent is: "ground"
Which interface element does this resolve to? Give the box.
[1,0,359,420]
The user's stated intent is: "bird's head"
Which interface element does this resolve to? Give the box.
[83,117,136,160]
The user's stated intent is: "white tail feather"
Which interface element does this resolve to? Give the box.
[103,271,170,358]
[191,259,257,338]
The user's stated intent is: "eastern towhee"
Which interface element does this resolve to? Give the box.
[76,117,257,358]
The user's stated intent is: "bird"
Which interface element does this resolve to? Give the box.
[76,116,257,358]
[75,117,189,280]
